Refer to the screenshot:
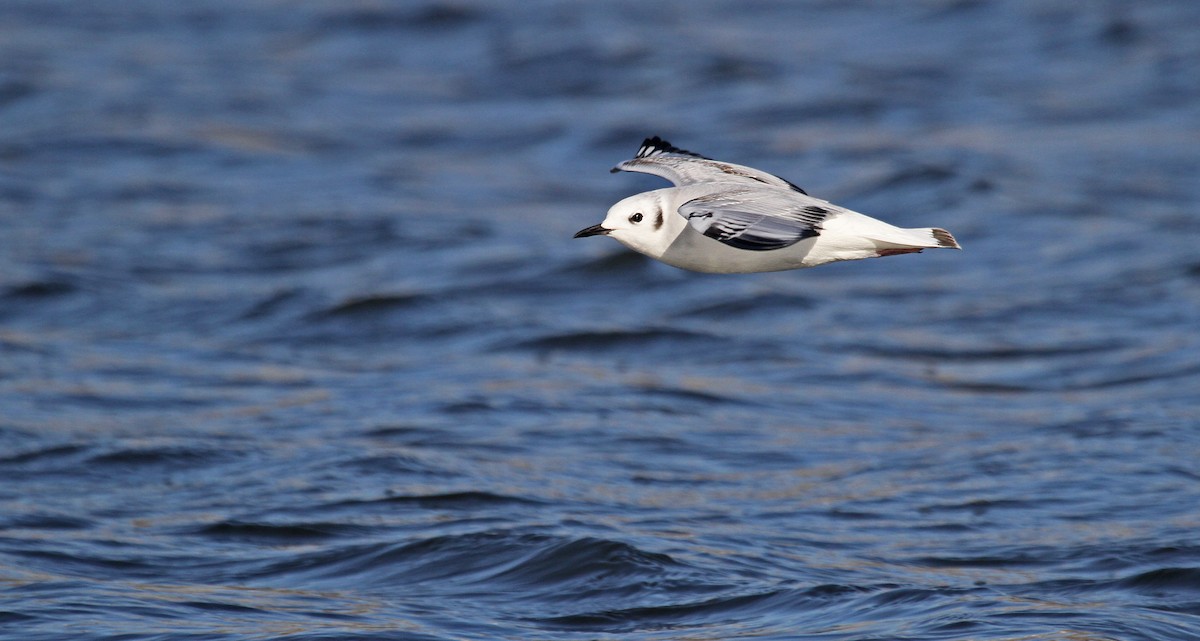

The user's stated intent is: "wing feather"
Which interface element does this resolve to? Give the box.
[679,188,831,251]
[612,136,808,194]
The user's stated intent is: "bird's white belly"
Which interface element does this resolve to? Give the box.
[657,227,820,273]
[655,218,887,274]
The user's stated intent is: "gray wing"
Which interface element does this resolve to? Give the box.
[678,187,833,251]
[612,136,808,194]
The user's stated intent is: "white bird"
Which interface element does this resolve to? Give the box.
[575,136,960,273]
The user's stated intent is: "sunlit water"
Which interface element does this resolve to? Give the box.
[2,2,1199,640]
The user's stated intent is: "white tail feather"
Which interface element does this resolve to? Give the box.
[862,224,960,251]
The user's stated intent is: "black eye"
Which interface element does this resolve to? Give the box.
[630,212,643,223]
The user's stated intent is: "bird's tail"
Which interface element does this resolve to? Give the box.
[930,228,960,249]
[869,226,961,253]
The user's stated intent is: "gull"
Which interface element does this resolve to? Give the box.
[575,136,960,273]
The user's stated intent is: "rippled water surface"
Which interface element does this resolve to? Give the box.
[2,1,1200,639]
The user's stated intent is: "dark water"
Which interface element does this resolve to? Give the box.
[2,1,1199,639]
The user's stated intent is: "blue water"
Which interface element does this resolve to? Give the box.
[2,1,1199,639]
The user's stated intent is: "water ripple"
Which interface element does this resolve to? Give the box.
[2,1,1199,639]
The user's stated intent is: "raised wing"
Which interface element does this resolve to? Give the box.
[612,136,808,194]
[678,187,832,251]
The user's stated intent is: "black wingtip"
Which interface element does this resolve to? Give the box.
[932,228,961,249]
[635,136,710,160]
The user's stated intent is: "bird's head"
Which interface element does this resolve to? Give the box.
[574,191,672,258]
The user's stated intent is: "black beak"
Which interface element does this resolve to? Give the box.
[573,224,611,238]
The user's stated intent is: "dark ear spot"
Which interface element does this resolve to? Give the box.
[654,208,663,230]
